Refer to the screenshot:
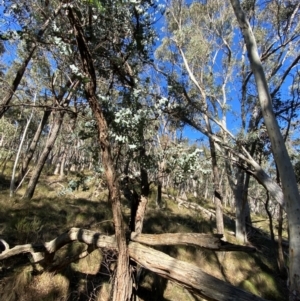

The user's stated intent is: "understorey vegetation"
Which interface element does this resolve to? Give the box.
[0,0,299,300]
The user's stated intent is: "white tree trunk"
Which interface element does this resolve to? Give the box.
[10,93,36,197]
[230,1,300,299]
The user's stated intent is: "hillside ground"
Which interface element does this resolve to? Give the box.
[0,167,289,301]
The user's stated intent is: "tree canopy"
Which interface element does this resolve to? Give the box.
[0,0,300,300]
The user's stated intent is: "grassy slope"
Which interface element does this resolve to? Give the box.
[0,167,288,301]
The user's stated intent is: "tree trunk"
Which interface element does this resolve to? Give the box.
[238,155,285,208]
[178,46,225,237]
[156,161,165,208]
[156,182,162,207]
[68,8,131,300]
[209,135,225,237]
[265,192,275,243]
[242,171,252,228]
[10,97,35,197]
[230,1,300,299]
[234,168,247,242]
[59,146,69,178]
[277,205,288,278]
[18,109,51,182]
[130,241,265,301]
[23,111,65,200]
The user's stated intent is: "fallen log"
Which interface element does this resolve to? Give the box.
[131,232,256,252]
[0,228,266,301]
[131,232,223,249]
[0,228,256,261]
[129,242,268,301]
[0,228,117,261]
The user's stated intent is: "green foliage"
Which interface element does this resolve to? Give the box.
[58,173,92,196]
[294,161,300,183]
[0,118,16,159]
[164,143,208,185]
[81,0,105,11]
[12,216,42,243]
[240,279,260,295]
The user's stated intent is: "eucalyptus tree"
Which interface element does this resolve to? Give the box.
[18,108,51,181]
[23,76,79,200]
[9,92,37,197]
[0,0,63,118]
[233,0,300,244]
[58,1,161,299]
[0,0,75,191]
[156,0,239,236]
[230,0,300,299]
[157,0,300,248]
[16,52,56,183]
[0,117,16,175]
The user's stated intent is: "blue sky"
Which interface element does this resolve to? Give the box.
[1,0,298,147]
[152,0,299,146]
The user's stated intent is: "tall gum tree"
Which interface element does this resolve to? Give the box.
[67,11,131,297]
[64,0,159,298]
[158,0,230,236]
[229,0,300,299]
[157,0,300,247]
[236,0,300,245]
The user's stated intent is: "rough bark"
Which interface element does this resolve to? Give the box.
[0,4,62,118]
[230,1,300,299]
[133,195,148,235]
[67,8,131,301]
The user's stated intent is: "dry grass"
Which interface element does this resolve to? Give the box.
[0,164,288,301]
[0,269,69,301]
